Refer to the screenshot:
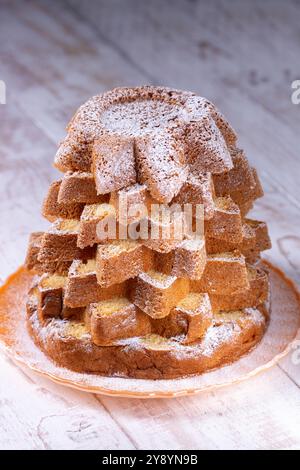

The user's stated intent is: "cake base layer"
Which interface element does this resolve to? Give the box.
[27,304,267,380]
[0,263,299,395]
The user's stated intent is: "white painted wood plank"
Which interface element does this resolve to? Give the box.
[0,355,135,450]
[97,367,300,450]
[0,100,55,281]
[0,0,147,143]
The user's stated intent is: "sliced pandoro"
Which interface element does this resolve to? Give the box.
[240,219,271,264]
[64,258,128,308]
[130,270,190,319]
[37,273,66,321]
[62,321,91,341]
[135,130,188,204]
[183,116,233,174]
[240,220,258,252]
[25,232,44,274]
[205,196,243,244]
[77,203,116,249]
[209,265,269,313]
[251,168,264,200]
[26,87,270,380]
[143,207,187,253]
[173,172,215,220]
[25,231,73,275]
[39,260,73,277]
[213,306,266,330]
[60,304,84,321]
[152,292,212,344]
[38,219,79,262]
[58,171,107,204]
[243,218,271,252]
[137,334,176,351]
[96,240,145,287]
[191,251,249,295]
[109,183,153,226]
[213,147,258,206]
[92,134,136,194]
[239,200,254,218]
[86,298,151,346]
[54,134,90,172]
[240,218,271,263]
[205,218,271,259]
[151,250,175,276]
[205,236,235,256]
[172,238,207,280]
[27,305,266,379]
[42,180,84,222]
[38,219,95,264]
[26,282,39,319]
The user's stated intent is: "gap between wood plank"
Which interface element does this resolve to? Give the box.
[277,364,300,390]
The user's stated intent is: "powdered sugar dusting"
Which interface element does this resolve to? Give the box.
[201,324,236,357]
[6,262,299,395]
[22,86,273,381]
[55,87,236,200]
[99,100,185,136]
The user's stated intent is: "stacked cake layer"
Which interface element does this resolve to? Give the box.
[25,87,271,379]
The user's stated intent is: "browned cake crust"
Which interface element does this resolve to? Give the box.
[26,291,267,379]
[24,86,272,380]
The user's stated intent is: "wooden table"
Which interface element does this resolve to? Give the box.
[0,0,299,450]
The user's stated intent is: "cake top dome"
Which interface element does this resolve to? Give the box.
[55,86,237,203]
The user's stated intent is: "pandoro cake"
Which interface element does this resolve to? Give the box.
[24,86,271,379]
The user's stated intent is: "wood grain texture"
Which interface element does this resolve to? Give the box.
[0,0,299,450]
